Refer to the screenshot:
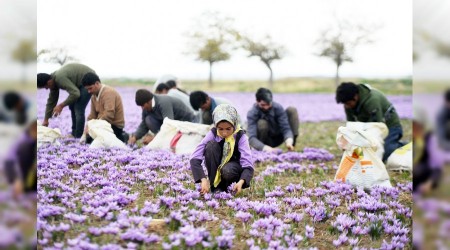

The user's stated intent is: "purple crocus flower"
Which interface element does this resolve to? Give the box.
[236,211,253,223]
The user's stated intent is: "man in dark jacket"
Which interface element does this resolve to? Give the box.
[336,82,404,162]
[37,63,95,138]
[247,88,299,152]
[190,91,235,125]
[128,89,196,145]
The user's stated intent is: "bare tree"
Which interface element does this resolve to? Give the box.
[11,39,36,85]
[185,11,238,86]
[38,46,78,66]
[241,35,285,89]
[198,38,230,86]
[432,38,450,59]
[316,19,378,87]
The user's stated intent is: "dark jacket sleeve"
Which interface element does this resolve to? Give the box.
[190,159,205,183]
[158,98,175,120]
[247,106,265,150]
[133,111,149,140]
[4,160,18,184]
[274,104,293,140]
[345,108,356,121]
[45,88,60,120]
[436,109,450,150]
[240,168,254,189]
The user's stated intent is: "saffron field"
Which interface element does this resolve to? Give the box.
[35,88,414,249]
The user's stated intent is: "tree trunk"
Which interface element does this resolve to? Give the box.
[208,61,213,87]
[21,63,27,85]
[335,64,340,88]
[268,67,274,90]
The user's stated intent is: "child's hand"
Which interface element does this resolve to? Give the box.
[200,178,210,194]
[263,146,276,153]
[232,180,245,195]
[12,179,24,200]
[419,180,433,195]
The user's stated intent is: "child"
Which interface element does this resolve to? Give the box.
[413,105,443,194]
[190,104,254,194]
[4,120,37,199]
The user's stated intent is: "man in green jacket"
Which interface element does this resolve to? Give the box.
[336,82,405,162]
[37,63,95,138]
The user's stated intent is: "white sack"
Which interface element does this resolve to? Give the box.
[85,119,128,150]
[37,125,61,149]
[146,118,212,154]
[386,142,412,171]
[335,122,391,188]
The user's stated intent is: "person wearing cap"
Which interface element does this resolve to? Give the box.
[37,63,95,138]
[190,91,236,125]
[336,82,404,162]
[413,104,443,194]
[247,88,299,153]
[82,72,126,143]
[128,89,196,145]
[190,104,254,194]
[436,89,450,151]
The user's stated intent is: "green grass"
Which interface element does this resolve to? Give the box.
[0,80,36,93]
[105,77,412,95]
[414,80,450,94]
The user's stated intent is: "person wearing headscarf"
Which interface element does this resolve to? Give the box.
[413,104,444,194]
[3,120,37,199]
[190,104,254,195]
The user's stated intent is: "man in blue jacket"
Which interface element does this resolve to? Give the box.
[247,88,299,152]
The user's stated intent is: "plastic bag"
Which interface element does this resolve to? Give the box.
[335,122,391,188]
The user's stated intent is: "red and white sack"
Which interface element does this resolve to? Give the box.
[146,118,212,154]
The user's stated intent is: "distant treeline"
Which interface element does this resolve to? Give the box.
[103,77,413,95]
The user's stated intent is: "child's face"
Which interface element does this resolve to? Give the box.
[217,121,234,138]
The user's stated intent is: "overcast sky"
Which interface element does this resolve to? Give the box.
[0,0,36,81]
[413,0,450,80]
[33,0,417,81]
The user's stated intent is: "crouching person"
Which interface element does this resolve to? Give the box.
[82,72,127,143]
[190,104,254,195]
[4,120,37,199]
